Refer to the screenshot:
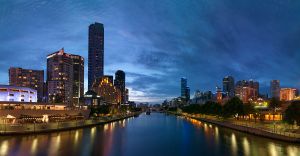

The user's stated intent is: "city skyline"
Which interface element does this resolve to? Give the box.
[1,1,300,103]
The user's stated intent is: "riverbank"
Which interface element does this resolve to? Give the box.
[0,112,141,135]
[168,111,300,143]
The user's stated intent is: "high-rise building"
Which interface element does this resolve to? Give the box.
[280,88,297,101]
[181,77,190,102]
[47,48,73,105]
[9,67,44,102]
[125,88,129,103]
[70,54,84,106]
[92,75,121,104]
[223,76,235,97]
[114,70,126,104]
[235,80,259,103]
[270,80,280,99]
[88,22,104,90]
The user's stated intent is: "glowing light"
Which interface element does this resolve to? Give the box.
[242,137,250,156]
[0,140,8,156]
[268,143,278,156]
[287,146,299,156]
[31,138,38,155]
[231,133,237,156]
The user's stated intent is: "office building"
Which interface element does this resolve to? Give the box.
[270,80,280,99]
[223,76,235,97]
[181,77,190,102]
[280,88,297,101]
[70,54,84,106]
[47,48,73,105]
[9,67,44,102]
[88,22,104,90]
[235,80,259,103]
[114,70,126,104]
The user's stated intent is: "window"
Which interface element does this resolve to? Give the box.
[9,94,14,96]
[21,95,25,97]
[21,99,24,102]
[9,99,14,101]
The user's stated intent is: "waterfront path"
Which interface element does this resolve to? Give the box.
[0,113,140,135]
[169,112,300,143]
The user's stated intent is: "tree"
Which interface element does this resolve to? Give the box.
[269,97,281,121]
[284,101,300,125]
[222,97,244,119]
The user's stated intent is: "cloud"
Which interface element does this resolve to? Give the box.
[1,0,300,103]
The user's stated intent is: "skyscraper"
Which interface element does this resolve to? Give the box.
[181,77,187,98]
[181,77,190,102]
[47,48,73,105]
[270,80,280,99]
[70,54,84,106]
[9,67,44,102]
[223,76,235,97]
[88,22,104,90]
[114,70,126,104]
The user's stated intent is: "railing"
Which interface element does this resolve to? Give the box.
[177,113,300,139]
[0,113,140,134]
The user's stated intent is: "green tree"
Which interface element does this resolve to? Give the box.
[284,101,300,125]
[222,97,244,119]
[269,97,281,121]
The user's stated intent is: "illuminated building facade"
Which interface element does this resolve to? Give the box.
[47,48,73,105]
[223,76,235,97]
[9,67,44,102]
[235,80,259,103]
[270,80,280,99]
[216,87,223,104]
[0,85,37,102]
[114,70,126,104]
[280,88,297,101]
[92,76,121,104]
[236,86,257,103]
[70,54,84,106]
[88,22,104,90]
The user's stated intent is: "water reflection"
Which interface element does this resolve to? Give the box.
[231,133,237,156]
[31,138,38,155]
[242,137,250,156]
[48,134,61,155]
[0,113,298,156]
[0,140,8,156]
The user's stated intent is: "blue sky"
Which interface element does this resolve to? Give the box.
[0,0,300,103]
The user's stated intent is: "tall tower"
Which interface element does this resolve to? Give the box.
[181,77,187,98]
[47,48,73,105]
[223,76,235,97]
[88,22,104,90]
[114,70,126,104]
[181,77,190,102]
[270,80,280,99]
[70,54,84,106]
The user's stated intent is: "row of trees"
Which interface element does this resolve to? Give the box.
[179,97,300,125]
[181,97,252,119]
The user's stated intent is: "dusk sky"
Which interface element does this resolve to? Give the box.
[1,0,300,103]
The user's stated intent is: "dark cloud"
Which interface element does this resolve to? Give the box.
[1,0,300,103]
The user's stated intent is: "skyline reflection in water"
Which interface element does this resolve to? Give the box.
[0,113,298,156]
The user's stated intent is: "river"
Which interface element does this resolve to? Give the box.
[0,113,299,156]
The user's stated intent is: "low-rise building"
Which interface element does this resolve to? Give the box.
[0,85,37,102]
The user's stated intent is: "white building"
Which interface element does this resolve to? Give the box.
[0,85,37,102]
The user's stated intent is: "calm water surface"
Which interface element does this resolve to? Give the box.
[0,113,299,156]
